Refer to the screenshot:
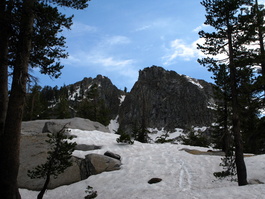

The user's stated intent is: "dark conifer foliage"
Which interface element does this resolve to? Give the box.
[28,125,76,199]
[23,84,43,121]
[198,0,265,186]
[198,0,254,186]
[77,84,111,126]
[0,0,90,198]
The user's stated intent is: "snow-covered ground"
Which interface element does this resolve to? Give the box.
[20,128,265,199]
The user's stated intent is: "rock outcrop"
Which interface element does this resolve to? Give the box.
[104,151,121,160]
[19,119,121,191]
[118,66,216,133]
[18,133,83,190]
[22,117,109,134]
[82,153,122,176]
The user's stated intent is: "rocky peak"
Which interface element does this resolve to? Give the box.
[118,66,216,133]
[68,75,123,119]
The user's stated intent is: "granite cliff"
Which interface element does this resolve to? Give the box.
[118,66,216,132]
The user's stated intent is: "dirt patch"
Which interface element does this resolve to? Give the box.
[180,148,225,156]
[180,148,254,157]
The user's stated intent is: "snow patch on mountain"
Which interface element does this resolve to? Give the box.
[182,75,204,89]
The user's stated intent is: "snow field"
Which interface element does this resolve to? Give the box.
[20,129,265,199]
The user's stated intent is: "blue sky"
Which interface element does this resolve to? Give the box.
[34,0,222,90]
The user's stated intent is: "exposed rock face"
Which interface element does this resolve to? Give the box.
[75,144,102,151]
[18,133,82,191]
[69,75,123,119]
[22,117,109,134]
[19,119,121,191]
[118,66,216,133]
[82,154,122,176]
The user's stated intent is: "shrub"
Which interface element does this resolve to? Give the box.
[155,133,174,143]
[84,186,97,199]
[116,128,134,145]
[214,150,237,181]
[179,128,210,147]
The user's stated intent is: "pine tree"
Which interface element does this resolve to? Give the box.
[56,95,71,119]
[134,91,149,143]
[198,0,252,186]
[116,128,134,145]
[77,84,110,125]
[252,0,265,97]
[208,64,233,154]
[0,1,90,198]
[28,125,76,199]
[229,0,265,153]
[23,84,43,121]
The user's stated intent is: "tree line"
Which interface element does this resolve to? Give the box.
[23,83,111,126]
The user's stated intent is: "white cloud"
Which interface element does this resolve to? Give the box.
[64,49,137,79]
[92,56,134,68]
[162,37,232,66]
[162,39,202,65]
[135,25,151,32]
[64,51,138,90]
[104,36,131,45]
[65,51,134,68]
[134,17,177,32]
[67,22,97,36]
[193,24,210,32]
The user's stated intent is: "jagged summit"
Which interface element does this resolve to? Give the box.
[139,66,206,90]
[118,66,216,132]
[67,75,123,119]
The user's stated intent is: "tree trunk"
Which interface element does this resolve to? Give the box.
[0,0,10,135]
[37,173,51,199]
[227,22,248,186]
[0,0,35,198]
[222,97,232,155]
[30,93,36,120]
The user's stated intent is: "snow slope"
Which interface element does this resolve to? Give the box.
[20,129,265,199]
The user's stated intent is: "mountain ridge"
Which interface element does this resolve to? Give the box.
[24,65,217,132]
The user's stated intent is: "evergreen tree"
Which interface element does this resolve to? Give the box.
[56,95,71,119]
[0,1,90,198]
[77,84,110,125]
[198,0,252,186]
[209,64,233,154]
[116,128,134,145]
[180,127,211,147]
[134,92,149,143]
[28,125,76,199]
[250,0,265,97]
[39,86,55,118]
[56,85,71,119]
[238,0,265,147]
[23,84,43,121]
